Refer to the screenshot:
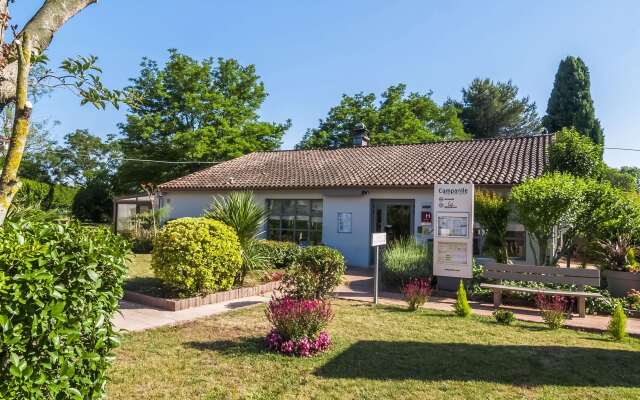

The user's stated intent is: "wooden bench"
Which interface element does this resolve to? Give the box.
[479,262,602,317]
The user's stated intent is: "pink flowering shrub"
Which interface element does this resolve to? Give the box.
[265,295,333,356]
[402,278,432,311]
[535,293,569,329]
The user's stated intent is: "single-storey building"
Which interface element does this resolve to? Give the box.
[158,126,552,267]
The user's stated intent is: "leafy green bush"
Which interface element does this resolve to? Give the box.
[608,302,627,340]
[283,246,346,299]
[454,280,472,317]
[382,237,431,288]
[152,218,242,297]
[0,220,129,399]
[493,309,515,325]
[254,240,301,269]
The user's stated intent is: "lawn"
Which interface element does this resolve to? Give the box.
[108,300,640,400]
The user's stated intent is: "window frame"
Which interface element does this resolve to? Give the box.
[266,199,323,245]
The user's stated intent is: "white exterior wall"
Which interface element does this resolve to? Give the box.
[161,185,531,268]
[162,188,433,268]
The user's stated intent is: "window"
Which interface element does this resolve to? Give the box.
[267,199,323,245]
[337,212,352,233]
[506,230,526,259]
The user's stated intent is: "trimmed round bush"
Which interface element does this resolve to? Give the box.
[152,218,242,297]
[254,240,301,269]
[283,245,346,299]
[0,220,129,399]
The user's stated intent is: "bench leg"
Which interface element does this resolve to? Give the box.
[493,289,503,308]
[577,296,586,318]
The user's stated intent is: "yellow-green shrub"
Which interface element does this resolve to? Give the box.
[152,218,242,297]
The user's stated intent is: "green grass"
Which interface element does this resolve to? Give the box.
[123,254,281,298]
[109,300,640,400]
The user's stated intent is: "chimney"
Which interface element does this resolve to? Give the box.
[351,122,369,147]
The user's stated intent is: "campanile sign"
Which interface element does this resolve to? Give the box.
[433,183,474,279]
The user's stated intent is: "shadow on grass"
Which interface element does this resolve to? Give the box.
[314,341,640,387]
[184,337,265,356]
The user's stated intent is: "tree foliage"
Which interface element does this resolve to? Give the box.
[511,173,585,265]
[447,78,543,138]
[543,56,604,145]
[115,50,290,192]
[297,84,468,149]
[549,128,603,177]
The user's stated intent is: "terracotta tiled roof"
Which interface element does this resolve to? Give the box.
[159,134,552,191]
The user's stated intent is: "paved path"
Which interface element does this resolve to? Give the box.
[113,295,270,332]
[113,269,640,336]
[335,269,640,336]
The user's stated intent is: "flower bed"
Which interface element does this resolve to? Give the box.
[264,296,333,357]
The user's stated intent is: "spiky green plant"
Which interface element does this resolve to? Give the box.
[454,280,472,317]
[205,191,268,284]
[608,301,627,341]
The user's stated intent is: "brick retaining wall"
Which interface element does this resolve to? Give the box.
[124,280,281,311]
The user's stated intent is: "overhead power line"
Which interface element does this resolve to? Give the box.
[121,158,221,165]
[605,147,640,152]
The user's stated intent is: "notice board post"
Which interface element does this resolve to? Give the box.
[433,183,474,291]
[371,232,387,304]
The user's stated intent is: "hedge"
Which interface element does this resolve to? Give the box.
[152,218,242,297]
[0,220,130,399]
[13,178,78,211]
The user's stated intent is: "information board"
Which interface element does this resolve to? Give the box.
[433,183,474,279]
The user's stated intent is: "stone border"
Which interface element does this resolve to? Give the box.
[124,280,281,311]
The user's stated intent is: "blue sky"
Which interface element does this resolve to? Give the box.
[12,0,640,167]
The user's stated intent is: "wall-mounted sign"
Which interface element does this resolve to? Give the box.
[421,211,432,223]
[433,183,474,279]
[337,212,352,233]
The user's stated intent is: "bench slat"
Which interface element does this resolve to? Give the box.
[480,283,602,297]
[482,262,600,278]
[482,270,599,286]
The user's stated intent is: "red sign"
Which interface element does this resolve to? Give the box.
[421,211,432,223]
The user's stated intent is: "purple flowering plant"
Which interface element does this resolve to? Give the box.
[265,295,333,356]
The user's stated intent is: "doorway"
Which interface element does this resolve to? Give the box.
[371,199,415,243]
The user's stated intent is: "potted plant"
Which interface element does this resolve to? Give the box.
[596,235,640,297]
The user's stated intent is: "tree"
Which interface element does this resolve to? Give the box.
[297,84,468,149]
[620,166,640,192]
[56,129,119,186]
[549,128,603,177]
[475,190,510,263]
[511,173,585,266]
[0,1,126,224]
[543,56,604,145]
[447,78,543,138]
[115,50,290,193]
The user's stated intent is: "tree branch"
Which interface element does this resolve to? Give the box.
[0,0,97,107]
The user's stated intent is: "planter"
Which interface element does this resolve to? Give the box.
[124,280,281,311]
[604,270,640,298]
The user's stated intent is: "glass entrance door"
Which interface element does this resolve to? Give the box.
[372,200,414,243]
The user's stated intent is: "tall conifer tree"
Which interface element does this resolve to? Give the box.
[544,56,604,145]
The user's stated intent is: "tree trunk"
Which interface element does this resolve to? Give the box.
[0,34,31,224]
